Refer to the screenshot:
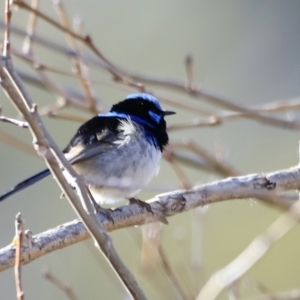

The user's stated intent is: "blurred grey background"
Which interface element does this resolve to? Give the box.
[1,0,300,299]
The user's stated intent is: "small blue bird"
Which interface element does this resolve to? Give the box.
[0,93,175,206]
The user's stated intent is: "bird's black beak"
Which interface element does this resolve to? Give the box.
[164,110,176,116]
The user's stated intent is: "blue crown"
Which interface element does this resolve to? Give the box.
[125,93,163,111]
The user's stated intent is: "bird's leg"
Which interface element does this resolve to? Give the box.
[86,187,114,223]
[128,197,153,214]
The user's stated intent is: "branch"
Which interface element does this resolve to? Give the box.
[4,20,300,132]
[196,196,300,300]
[0,165,299,272]
[6,5,300,131]
[245,288,300,300]
[14,213,25,300]
[43,268,79,300]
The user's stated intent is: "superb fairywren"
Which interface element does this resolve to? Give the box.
[0,93,175,205]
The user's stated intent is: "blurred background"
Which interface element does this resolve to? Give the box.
[1,0,300,299]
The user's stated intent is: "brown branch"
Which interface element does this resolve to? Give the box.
[190,207,207,295]
[164,148,192,189]
[3,17,300,131]
[0,165,300,272]
[169,141,240,177]
[0,115,28,128]
[14,213,25,300]
[54,0,98,114]
[196,196,300,300]
[4,19,300,132]
[13,0,132,84]
[3,0,11,57]
[158,245,189,300]
[22,0,39,55]
[44,268,79,300]
[167,149,214,172]
[184,54,195,90]
[0,130,36,156]
[168,116,220,131]
[245,289,300,300]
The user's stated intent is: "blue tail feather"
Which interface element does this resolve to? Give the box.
[0,169,51,201]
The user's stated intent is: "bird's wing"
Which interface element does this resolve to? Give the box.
[0,116,122,202]
[63,115,122,165]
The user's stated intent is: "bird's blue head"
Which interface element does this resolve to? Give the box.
[101,93,176,150]
[109,93,175,129]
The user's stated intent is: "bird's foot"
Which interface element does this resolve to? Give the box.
[93,202,114,224]
[128,197,153,214]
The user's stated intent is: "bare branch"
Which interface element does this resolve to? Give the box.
[158,245,189,300]
[13,0,134,85]
[53,0,98,113]
[22,0,39,55]
[196,196,300,300]
[3,0,11,57]
[0,129,36,156]
[0,53,147,300]
[164,148,192,189]
[0,165,299,272]
[184,54,195,90]
[245,288,300,300]
[0,115,29,128]
[14,213,25,300]
[44,268,79,300]
[169,141,240,177]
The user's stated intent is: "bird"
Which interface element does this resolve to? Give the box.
[0,93,175,208]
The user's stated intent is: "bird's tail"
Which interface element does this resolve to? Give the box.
[0,169,51,202]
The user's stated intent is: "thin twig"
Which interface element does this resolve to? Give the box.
[157,95,215,116]
[196,196,300,300]
[184,54,195,90]
[0,130,36,156]
[22,0,39,55]
[168,116,220,131]
[166,149,214,172]
[190,207,207,295]
[163,148,192,189]
[84,242,127,296]
[0,116,29,128]
[44,268,79,300]
[244,288,300,300]
[53,0,98,113]
[47,111,87,123]
[4,17,300,131]
[158,245,190,300]
[13,0,131,83]
[3,0,11,57]
[169,141,240,177]
[140,223,161,270]
[123,72,300,129]
[14,213,25,300]
[5,20,300,131]
[12,48,79,77]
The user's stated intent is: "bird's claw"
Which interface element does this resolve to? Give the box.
[93,202,114,224]
[129,197,153,214]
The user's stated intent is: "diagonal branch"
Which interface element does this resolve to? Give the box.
[0,48,147,300]
[196,196,300,300]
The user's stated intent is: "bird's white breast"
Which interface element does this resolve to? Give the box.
[72,119,161,205]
